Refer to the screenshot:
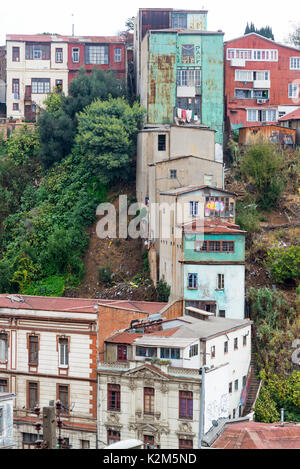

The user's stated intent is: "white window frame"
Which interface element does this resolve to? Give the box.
[114,48,122,63]
[288,83,299,99]
[227,48,278,62]
[0,333,8,362]
[217,274,225,290]
[290,57,300,70]
[247,108,277,122]
[72,48,80,63]
[177,69,201,87]
[235,70,270,82]
[189,201,199,217]
[59,338,69,367]
[188,273,198,289]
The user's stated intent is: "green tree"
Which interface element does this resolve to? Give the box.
[239,142,285,210]
[6,125,39,166]
[266,246,300,285]
[75,97,145,184]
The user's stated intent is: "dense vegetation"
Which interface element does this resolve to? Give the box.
[0,70,145,297]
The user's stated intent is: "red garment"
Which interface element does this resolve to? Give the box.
[181,109,187,121]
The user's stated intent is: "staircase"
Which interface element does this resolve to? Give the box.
[242,341,261,416]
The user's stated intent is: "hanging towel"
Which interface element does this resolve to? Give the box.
[177,108,182,119]
[186,110,192,123]
[181,109,187,122]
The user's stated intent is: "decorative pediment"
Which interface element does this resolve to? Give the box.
[104,413,123,430]
[124,364,169,382]
[176,421,196,438]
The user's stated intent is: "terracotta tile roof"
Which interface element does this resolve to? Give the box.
[279,108,300,121]
[183,219,246,235]
[212,421,300,449]
[6,34,125,44]
[0,295,166,315]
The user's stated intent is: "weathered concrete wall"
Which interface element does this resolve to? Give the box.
[0,394,15,448]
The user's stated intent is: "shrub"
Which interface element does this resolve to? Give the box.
[157,280,170,302]
[266,246,300,285]
[236,200,261,233]
[98,266,112,284]
[240,142,285,210]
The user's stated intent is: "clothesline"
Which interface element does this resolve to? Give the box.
[176,107,199,123]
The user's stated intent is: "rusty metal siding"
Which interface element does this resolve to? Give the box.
[148,32,177,124]
[141,10,171,40]
[239,125,296,145]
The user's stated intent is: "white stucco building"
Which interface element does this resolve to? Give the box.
[98,313,252,449]
[6,34,69,121]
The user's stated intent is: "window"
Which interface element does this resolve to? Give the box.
[72,48,80,63]
[160,348,180,359]
[220,310,226,318]
[179,439,193,449]
[158,134,166,151]
[227,48,277,62]
[204,174,213,186]
[136,346,157,358]
[85,45,109,64]
[211,346,216,359]
[189,344,198,358]
[29,335,39,365]
[170,169,177,179]
[177,69,201,87]
[80,440,90,449]
[222,241,235,252]
[117,345,127,361]
[144,435,155,449]
[247,109,277,122]
[107,384,120,411]
[0,379,8,392]
[144,387,155,415]
[32,78,50,94]
[22,432,41,449]
[224,341,228,354]
[189,201,199,217]
[205,196,234,218]
[229,382,232,394]
[288,83,299,99]
[26,43,50,60]
[233,409,236,419]
[12,79,20,98]
[172,13,187,29]
[253,89,269,99]
[217,274,225,290]
[235,89,252,99]
[234,338,238,350]
[188,273,198,289]
[55,48,63,63]
[290,57,300,70]
[243,335,247,347]
[107,430,120,445]
[176,96,201,119]
[0,333,8,361]
[58,385,69,414]
[12,47,20,62]
[28,382,38,409]
[55,80,63,92]
[234,379,239,392]
[181,45,195,64]
[209,241,221,252]
[179,391,193,419]
[13,103,19,111]
[114,48,121,63]
[59,338,69,366]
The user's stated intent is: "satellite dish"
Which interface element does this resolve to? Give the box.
[212,420,219,428]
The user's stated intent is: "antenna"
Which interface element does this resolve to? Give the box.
[72,13,75,37]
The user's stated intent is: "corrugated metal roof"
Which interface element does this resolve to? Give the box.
[279,108,300,121]
[6,34,125,44]
[212,421,300,449]
[183,220,246,235]
[134,336,197,347]
[0,295,166,314]
[160,185,237,196]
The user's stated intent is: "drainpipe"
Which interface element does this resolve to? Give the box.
[198,365,210,449]
[281,408,285,427]
[96,369,99,449]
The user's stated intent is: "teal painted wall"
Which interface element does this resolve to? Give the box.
[183,233,245,263]
[200,34,224,146]
[147,31,224,145]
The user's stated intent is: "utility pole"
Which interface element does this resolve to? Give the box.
[43,406,57,449]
